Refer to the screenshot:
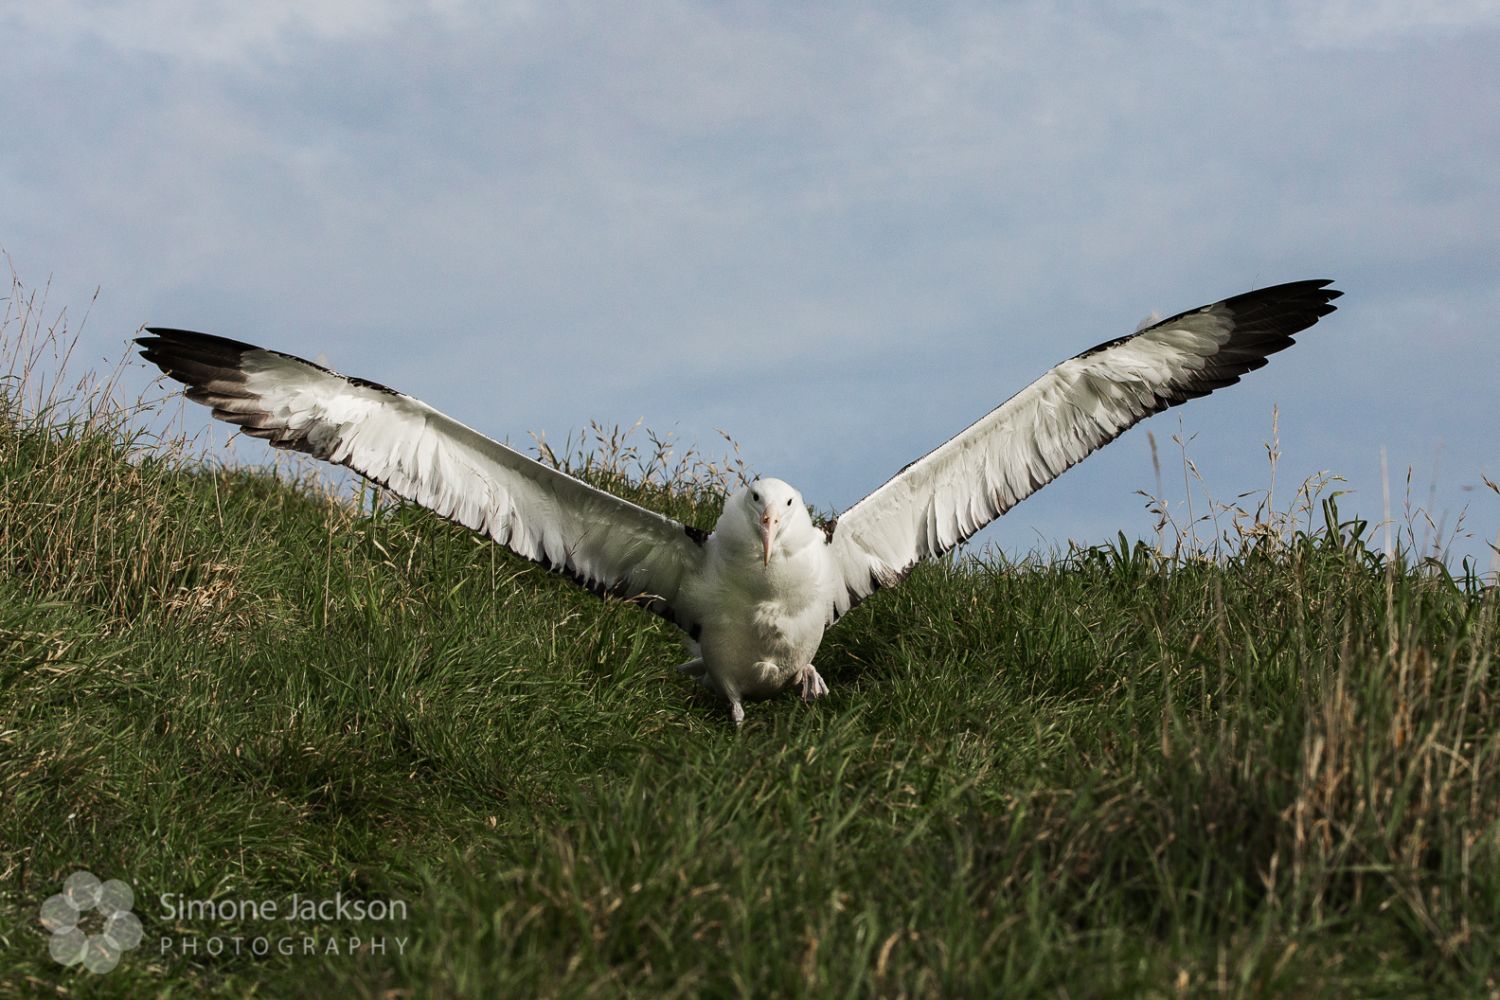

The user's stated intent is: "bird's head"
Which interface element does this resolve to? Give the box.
[733,477,809,567]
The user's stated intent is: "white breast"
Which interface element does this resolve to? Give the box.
[685,531,838,700]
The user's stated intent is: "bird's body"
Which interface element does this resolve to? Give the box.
[677,479,836,722]
[138,279,1342,725]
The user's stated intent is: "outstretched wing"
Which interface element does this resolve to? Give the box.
[138,329,709,635]
[824,279,1342,619]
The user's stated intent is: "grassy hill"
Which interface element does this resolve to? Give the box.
[2,282,1497,997]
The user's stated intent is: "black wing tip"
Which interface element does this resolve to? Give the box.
[1223,278,1344,335]
[136,328,266,384]
[1108,277,1343,352]
[137,327,265,354]
[1240,277,1343,307]
[139,328,403,398]
[137,329,258,390]
[1299,278,1342,307]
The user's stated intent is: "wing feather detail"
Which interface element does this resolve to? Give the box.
[824,279,1342,620]
[138,329,708,634]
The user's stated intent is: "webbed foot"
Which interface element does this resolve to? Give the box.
[797,664,829,702]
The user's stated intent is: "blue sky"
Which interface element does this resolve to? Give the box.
[4,2,1498,566]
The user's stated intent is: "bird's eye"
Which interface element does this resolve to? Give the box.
[785,498,792,506]
[751,491,760,502]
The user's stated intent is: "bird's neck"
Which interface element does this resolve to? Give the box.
[711,523,822,599]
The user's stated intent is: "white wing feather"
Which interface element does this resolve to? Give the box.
[825,280,1341,619]
[138,329,708,634]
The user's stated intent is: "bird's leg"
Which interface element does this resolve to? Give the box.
[797,664,829,702]
[712,677,746,727]
[685,663,745,727]
[703,675,745,727]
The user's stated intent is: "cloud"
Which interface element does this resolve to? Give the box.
[3,2,1498,565]
[1289,0,1500,48]
[4,0,451,66]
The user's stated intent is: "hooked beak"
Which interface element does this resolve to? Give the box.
[760,507,780,567]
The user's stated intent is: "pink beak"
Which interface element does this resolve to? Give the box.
[760,507,780,567]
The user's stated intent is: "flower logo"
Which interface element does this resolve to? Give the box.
[39,870,143,974]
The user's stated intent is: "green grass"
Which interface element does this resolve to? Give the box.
[2,275,1498,997]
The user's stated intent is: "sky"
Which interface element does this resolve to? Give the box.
[3,1,1498,568]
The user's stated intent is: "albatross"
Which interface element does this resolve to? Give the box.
[139,279,1340,725]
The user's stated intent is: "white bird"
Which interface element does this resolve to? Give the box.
[139,279,1340,725]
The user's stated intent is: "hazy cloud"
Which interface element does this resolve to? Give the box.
[3,2,1497,564]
